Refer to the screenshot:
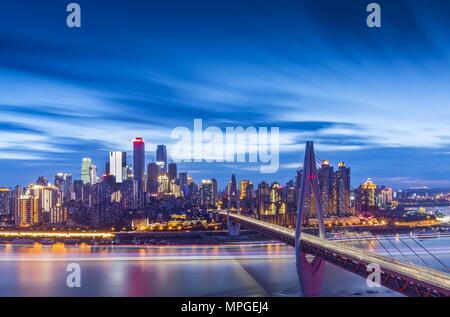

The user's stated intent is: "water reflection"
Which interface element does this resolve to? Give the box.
[0,240,430,296]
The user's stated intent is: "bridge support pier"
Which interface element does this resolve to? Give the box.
[296,250,325,297]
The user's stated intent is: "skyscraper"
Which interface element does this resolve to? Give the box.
[54,173,73,202]
[257,181,270,216]
[168,163,177,181]
[211,178,218,204]
[156,145,168,175]
[81,158,92,185]
[356,178,377,212]
[133,137,145,193]
[18,194,39,227]
[147,162,158,195]
[334,162,351,215]
[109,151,127,183]
[89,165,98,185]
[0,188,11,216]
[318,160,334,215]
[200,179,215,208]
[157,174,170,194]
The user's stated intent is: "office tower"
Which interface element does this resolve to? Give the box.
[356,178,377,212]
[54,173,73,201]
[73,180,84,202]
[0,188,11,216]
[36,176,49,186]
[168,163,177,181]
[109,151,127,183]
[133,137,145,193]
[200,179,215,208]
[334,162,351,215]
[81,158,92,185]
[89,165,98,185]
[256,181,270,216]
[211,178,218,203]
[156,145,168,175]
[18,195,39,227]
[157,174,170,194]
[318,160,334,215]
[147,163,158,195]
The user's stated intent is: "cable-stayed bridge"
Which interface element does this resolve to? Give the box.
[221,141,450,297]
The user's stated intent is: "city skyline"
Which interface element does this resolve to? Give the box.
[0,136,448,191]
[2,0,450,188]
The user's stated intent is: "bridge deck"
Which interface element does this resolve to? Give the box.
[221,212,450,294]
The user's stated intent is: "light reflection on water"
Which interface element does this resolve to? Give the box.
[1,236,448,297]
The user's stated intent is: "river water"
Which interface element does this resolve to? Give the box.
[1,234,449,297]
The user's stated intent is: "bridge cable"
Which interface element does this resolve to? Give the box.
[362,234,397,259]
[391,235,432,268]
[407,235,449,271]
[345,231,397,259]
[378,235,416,267]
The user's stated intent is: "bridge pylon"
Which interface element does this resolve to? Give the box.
[295,141,326,241]
[295,141,326,296]
[226,177,241,236]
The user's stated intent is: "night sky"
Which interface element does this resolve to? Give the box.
[1,0,450,189]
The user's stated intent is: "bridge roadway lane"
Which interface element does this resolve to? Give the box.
[220,211,450,294]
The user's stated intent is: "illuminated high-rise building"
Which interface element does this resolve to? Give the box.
[356,178,377,212]
[54,173,73,201]
[211,178,218,203]
[81,158,92,185]
[0,188,11,216]
[318,160,334,215]
[200,179,215,208]
[334,162,351,215]
[50,203,67,224]
[156,145,168,175]
[109,151,127,183]
[133,137,145,194]
[256,181,270,215]
[240,180,250,200]
[157,174,170,194]
[89,165,98,185]
[377,186,393,210]
[18,194,39,227]
[269,182,282,214]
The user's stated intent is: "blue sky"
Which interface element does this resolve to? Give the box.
[1,0,450,189]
